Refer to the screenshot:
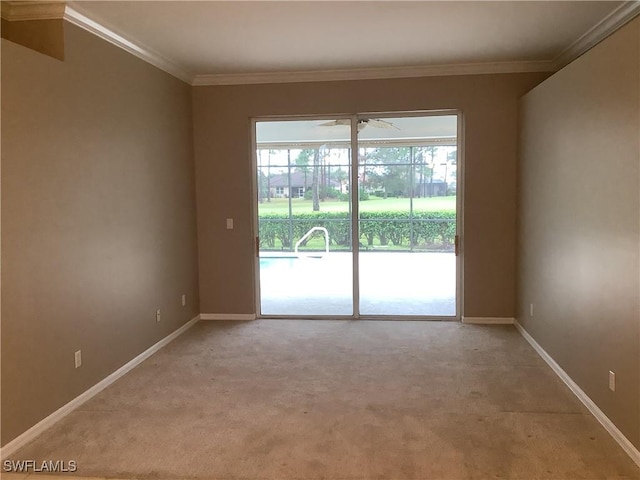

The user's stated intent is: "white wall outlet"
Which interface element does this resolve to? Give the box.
[181,294,186,307]
[226,218,234,230]
[156,309,161,323]
[529,303,534,317]
[74,350,82,369]
[609,371,616,391]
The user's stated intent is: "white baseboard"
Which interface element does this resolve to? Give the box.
[200,313,256,321]
[462,316,514,325]
[514,320,640,468]
[0,315,200,459]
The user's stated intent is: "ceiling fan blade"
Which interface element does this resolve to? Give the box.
[366,119,399,130]
[318,119,350,127]
[318,118,399,130]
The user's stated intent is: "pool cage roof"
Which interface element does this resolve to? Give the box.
[256,115,458,150]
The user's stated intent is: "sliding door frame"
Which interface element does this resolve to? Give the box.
[251,113,355,319]
[251,110,464,321]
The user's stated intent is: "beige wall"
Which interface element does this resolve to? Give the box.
[1,23,200,446]
[193,72,548,316]
[517,18,640,448]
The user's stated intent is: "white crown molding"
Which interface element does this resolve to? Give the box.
[192,61,555,87]
[553,0,640,70]
[63,5,193,84]
[1,1,66,21]
[514,320,640,468]
[0,315,200,459]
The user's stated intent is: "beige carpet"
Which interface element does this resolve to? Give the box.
[8,320,640,479]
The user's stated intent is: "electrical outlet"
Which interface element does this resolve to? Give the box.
[226,218,234,230]
[74,350,82,369]
[609,371,616,391]
[156,309,161,323]
[181,294,186,307]
[529,303,534,317]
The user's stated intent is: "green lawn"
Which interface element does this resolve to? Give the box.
[258,195,456,215]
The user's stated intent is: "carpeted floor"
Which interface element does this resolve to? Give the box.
[7,320,640,479]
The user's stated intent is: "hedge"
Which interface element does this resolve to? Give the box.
[258,211,455,250]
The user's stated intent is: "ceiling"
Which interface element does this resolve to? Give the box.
[63,1,638,85]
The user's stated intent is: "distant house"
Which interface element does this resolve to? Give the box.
[268,172,340,198]
[414,179,448,197]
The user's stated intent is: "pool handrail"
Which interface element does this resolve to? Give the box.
[294,227,329,257]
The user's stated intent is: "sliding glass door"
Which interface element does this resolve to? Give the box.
[254,112,459,318]
[255,119,353,315]
[357,115,458,316]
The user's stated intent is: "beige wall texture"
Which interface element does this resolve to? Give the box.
[1,24,200,446]
[193,72,548,317]
[517,18,640,448]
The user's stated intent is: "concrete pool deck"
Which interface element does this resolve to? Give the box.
[259,251,457,317]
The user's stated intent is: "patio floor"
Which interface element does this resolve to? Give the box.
[259,252,456,317]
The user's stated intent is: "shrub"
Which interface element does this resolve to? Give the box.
[259,210,455,250]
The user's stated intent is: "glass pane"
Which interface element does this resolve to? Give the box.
[256,119,353,316]
[357,115,458,316]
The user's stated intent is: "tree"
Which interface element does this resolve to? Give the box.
[294,149,315,198]
[257,150,273,202]
[364,146,412,196]
[257,170,268,203]
[294,149,314,171]
[447,148,457,164]
[311,149,320,211]
[424,146,437,197]
[444,148,456,187]
[332,167,349,197]
[415,148,425,197]
[263,149,276,202]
